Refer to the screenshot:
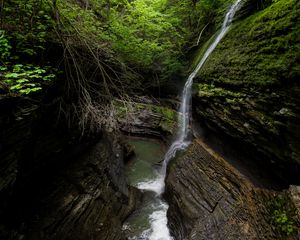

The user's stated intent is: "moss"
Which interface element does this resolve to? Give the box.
[113,100,178,134]
[190,31,220,72]
[195,0,300,87]
[152,105,178,133]
[192,0,300,164]
[194,83,245,98]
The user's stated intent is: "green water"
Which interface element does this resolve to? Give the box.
[124,137,167,239]
[125,137,166,187]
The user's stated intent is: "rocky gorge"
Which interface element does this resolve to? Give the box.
[0,93,181,239]
[0,0,299,239]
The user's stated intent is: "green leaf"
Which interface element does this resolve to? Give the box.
[0,66,7,71]
[5,73,19,78]
[16,78,29,83]
[10,84,23,90]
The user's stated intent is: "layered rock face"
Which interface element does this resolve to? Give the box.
[165,139,299,239]
[114,99,178,139]
[0,96,140,239]
[192,0,300,179]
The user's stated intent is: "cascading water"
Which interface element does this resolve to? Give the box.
[160,0,244,185]
[125,1,243,239]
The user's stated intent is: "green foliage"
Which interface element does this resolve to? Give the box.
[51,0,234,80]
[45,0,181,80]
[104,0,186,76]
[0,31,12,60]
[2,0,54,57]
[108,0,234,77]
[1,0,242,96]
[1,64,56,95]
[0,3,57,96]
[271,195,295,237]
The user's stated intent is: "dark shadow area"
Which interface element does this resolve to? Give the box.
[192,117,300,190]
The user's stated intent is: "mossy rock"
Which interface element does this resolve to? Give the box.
[195,0,300,87]
[113,99,178,136]
[191,0,300,170]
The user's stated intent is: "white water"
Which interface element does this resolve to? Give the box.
[130,1,243,239]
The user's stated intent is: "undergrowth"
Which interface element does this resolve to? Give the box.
[270,194,297,238]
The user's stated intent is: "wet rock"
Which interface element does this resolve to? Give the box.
[0,96,39,218]
[22,135,141,240]
[114,99,178,139]
[123,142,135,163]
[289,186,300,219]
[0,97,141,240]
[193,0,300,180]
[192,0,300,180]
[165,140,279,240]
[193,84,300,182]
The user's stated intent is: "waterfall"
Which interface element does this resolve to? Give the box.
[160,0,243,192]
[132,1,243,239]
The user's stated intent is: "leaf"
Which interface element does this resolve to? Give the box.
[43,74,56,80]
[0,66,7,71]
[5,73,19,78]
[3,79,13,84]
[10,84,23,90]
[16,78,29,83]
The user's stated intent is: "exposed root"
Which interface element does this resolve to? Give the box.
[49,1,140,134]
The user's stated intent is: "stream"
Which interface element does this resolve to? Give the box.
[123,0,243,239]
[123,137,171,239]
